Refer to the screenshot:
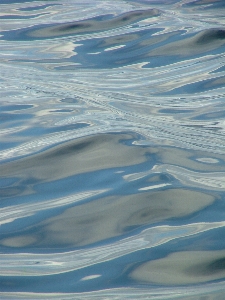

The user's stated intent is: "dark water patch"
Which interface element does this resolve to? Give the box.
[7,140,218,207]
[130,250,225,285]
[0,186,24,198]
[146,28,225,65]
[186,255,225,277]
[0,176,35,200]
[0,132,147,182]
[195,29,225,44]
[68,29,190,69]
[194,257,225,276]
[0,132,148,203]
[0,188,214,249]
[54,23,92,33]
[1,8,161,41]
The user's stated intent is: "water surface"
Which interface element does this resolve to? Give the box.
[0,0,225,299]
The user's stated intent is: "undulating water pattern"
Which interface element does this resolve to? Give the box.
[0,0,225,299]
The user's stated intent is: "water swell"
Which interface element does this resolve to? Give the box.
[2,8,161,40]
[0,0,225,298]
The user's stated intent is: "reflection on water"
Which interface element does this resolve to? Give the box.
[0,188,215,248]
[27,9,161,39]
[0,0,225,299]
[147,28,225,57]
[0,133,146,183]
[130,250,225,285]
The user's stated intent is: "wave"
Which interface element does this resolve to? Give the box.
[0,0,225,298]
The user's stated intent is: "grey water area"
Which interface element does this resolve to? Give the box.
[0,0,225,299]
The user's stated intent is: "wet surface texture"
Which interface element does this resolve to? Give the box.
[0,0,225,299]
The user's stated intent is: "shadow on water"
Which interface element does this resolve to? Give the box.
[0,133,146,184]
[54,27,225,69]
[130,250,225,285]
[0,188,214,248]
[147,28,225,57]
[1,9,161,41]
[0,132,219,249]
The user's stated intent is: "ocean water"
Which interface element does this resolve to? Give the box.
[0,0,225,299]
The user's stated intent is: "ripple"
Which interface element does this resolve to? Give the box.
[1,221,225,276]
[1,284,225,299]
[0,188,213,249]
[0,0,225,298]
[1,8,161,40]
[0,190,106,226]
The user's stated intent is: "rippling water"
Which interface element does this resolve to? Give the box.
[0,0,225,299]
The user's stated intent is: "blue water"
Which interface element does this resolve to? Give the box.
[0,0,225,299]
